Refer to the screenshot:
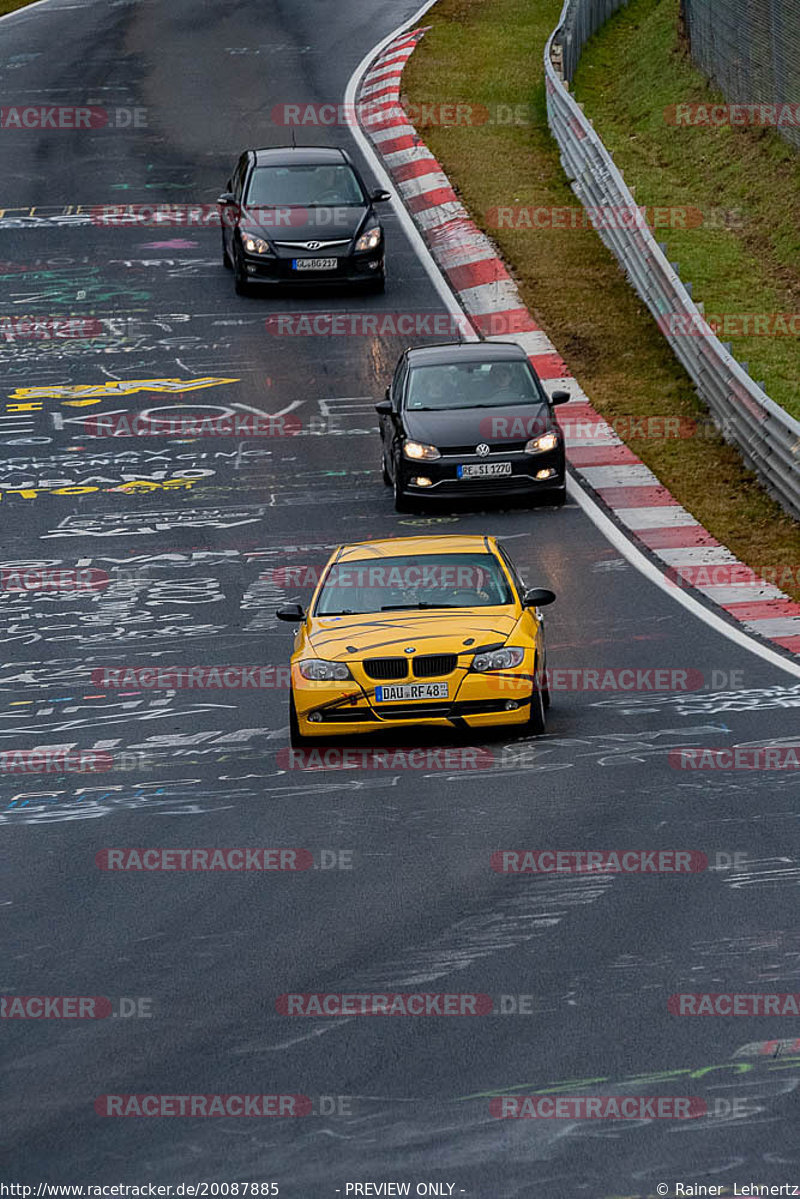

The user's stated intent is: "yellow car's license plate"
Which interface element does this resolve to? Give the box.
[375,683,449,702]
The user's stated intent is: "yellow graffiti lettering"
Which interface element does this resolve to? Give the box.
[9,376,239,401]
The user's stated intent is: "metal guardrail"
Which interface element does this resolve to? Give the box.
[544,0,800,521]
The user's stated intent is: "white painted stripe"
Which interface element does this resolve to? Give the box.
[658,546,741,566]
[539,376,580,396]
[414,201,470,230]
[615,506,699,530]
[366,62,410,81]
[457,279,523,315]
[361,104,405,127]
[360,77,403,99]
[435,241,500,270]
[368,123,417,144]
[382,145,438,169]
[396,170,452,199]
[564,433,623,448]
[698,582,788,605]
[487,330,555,357]
[742,617,800,638]
[580,463,662,489]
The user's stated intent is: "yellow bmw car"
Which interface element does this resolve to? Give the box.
[276,535,555,744]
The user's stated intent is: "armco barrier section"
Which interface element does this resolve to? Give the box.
[544,0,800,521]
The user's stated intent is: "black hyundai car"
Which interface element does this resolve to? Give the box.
[376,341,570,511]
[218,146,389,295]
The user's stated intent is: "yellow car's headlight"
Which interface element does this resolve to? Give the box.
[471,646,525,672]
[404,441,441,461]
[298,659,352,682]
[525,431,559,453]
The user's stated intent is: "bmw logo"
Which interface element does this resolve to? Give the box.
[404,647,416,653]
[476,443,490,457]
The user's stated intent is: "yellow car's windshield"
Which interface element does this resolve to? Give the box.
[315,553,514,615]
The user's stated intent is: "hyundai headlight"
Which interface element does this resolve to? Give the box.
[404,440,441,461]
[525,431,559,454]
[471,646,525,672]
[298,659,353,682]
[355,225,382,252]
[242,232,272,254]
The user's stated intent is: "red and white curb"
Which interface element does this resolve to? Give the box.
[357,28,800,661]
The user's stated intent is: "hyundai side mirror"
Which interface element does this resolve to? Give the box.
[276,603,305,622]
[216,191,236,205]
[549,390,571,405]
[371,189,391,202]
[522,588,556,608]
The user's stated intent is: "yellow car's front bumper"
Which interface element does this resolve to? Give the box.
[291,662,538,737]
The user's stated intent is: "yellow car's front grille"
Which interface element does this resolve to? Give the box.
[362,657,408,680]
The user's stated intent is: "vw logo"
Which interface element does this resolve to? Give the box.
[476,443,490,457]
[304,240,322,250]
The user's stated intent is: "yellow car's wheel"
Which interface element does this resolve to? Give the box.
[526,684,546,734]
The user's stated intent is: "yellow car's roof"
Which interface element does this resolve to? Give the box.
[335,535,498,562]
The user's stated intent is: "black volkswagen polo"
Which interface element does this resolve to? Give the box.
[376,341,570,511]
[218,145,390,294]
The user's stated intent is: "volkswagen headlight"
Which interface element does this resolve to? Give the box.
[404,441,441,461]
[525,431,559,454]
[242,232,272,254]
[298,659,353,682]
[355,225,382,252]
[471,646,525,672]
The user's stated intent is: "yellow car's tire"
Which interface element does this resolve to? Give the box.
[526,684,546,734]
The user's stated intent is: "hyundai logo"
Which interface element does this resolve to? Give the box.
[476,443,490,457]
[304,241,323,250]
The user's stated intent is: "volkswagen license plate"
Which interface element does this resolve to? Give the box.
[457,462,512,478]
